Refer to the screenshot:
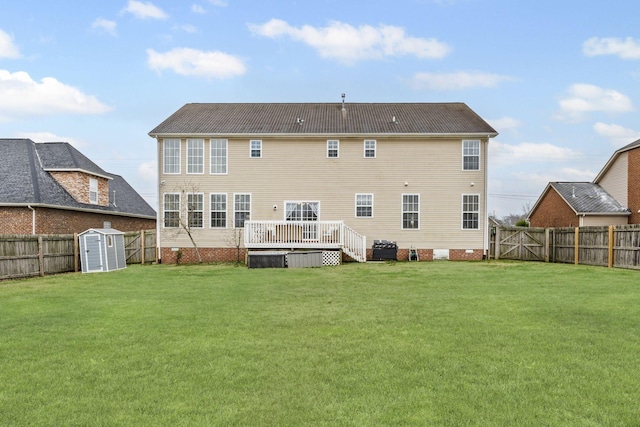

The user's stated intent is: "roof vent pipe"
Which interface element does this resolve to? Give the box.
[341,93,346,111]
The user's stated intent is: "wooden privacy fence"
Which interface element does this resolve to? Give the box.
[490,225,640,269]
[0,230,157,280]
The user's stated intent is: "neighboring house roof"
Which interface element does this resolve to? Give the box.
[36,142,112,179]
[594,138,640,182]
[0,139,156,218]
[148,102,498,136]
[530,182,630,217]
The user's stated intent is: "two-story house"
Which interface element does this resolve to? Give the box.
[0,139,156,234]
[149,101,497,263]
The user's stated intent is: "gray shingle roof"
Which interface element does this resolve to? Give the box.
[551,182,630,214]
[149,102,498,136]
[0,139,155,218]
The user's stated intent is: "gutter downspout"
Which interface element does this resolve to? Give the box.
[483,136,489,259]
[27,205,36,235]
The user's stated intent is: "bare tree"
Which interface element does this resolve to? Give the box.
[165,182,203,263]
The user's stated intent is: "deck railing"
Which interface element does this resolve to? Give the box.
[244,220,366,262]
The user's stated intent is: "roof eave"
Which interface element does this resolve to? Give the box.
[44,168,113,180]
[0,203,156,219]
[149,132,498,139]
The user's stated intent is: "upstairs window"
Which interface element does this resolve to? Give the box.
[463,140,480,170]
[89,178,98,204]
[402,194,419,229]
[250,140,262,158]
[327,140,339,158]
[210,139,228,174]
[210,193,227,228]
[187,193,204,228]
[462,194,480,229]
[355,194,373,217]
[163,193,180,228]
[364,140,376,158]
[234,193,251,228]
[163,139,180,174]
[187,139,204,174]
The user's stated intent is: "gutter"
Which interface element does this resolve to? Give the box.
[1,203,156,220]
[149,132,500,139]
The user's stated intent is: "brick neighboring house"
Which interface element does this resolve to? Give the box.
[529,139,640,227]
[0,139,156,234]
[149,102,497,263]
[528,182,629,227]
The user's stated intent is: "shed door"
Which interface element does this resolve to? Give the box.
[83,234,104,272]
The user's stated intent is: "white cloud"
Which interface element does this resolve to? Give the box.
[191,4,206,14]
[121,0,168,20]
[593,122,640,148]
[557,83,634,122]
[583,37,640,60]
[410,71,514,90]
[15,131,87,148]
[0,29,20,59]
[91,18,117,36]
[146,47,246,79]
[175,24,198,33]
[0,69,112,121]
[138,160,157,182]
[490,140,580,167]
[248,19,450,65]
[488,117,522,133]
[208,0,228,6]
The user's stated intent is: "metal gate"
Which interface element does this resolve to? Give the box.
[493,227,546,261]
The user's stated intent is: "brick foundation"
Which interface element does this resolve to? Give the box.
[160,247,247,264]
[160,246,483,264]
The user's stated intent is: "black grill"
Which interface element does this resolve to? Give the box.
[372,240,398,261]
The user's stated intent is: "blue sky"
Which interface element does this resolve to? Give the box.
[2,0,640,217]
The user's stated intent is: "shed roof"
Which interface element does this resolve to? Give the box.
[79,228,125,235]
[0,139,156,218]
[149,102,498,136]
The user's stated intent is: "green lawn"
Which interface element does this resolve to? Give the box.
[1,261,640,426]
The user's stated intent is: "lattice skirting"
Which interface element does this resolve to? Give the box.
[322,250,342,266]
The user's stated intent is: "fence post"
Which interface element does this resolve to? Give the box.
[37,236,45,277]
[494,227,500,260]
[74,233,79,272]
[608,225,614,269]
[544,228,550,263]
[140,230,145,265]
[574,227,580,265]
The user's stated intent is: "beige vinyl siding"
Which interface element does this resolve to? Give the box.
[158,136,488,250]
[580,215,628,227]
[597,152,628,207]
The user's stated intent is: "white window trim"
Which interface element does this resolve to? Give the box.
[462,139,481,171]
[364,140,376,158]
[355,193,374,218]
[186,192,205,229]
[233,193,251,228]
[209,193,227,229]
[163,138,181,175]
[210,139,228,175]
[250,140,262,158]
[89,178,98,204]
[186,139,204,175]
[327,140,339,158]
[461,193,481,230]
[401,193,420,230]
[163,192,181,229]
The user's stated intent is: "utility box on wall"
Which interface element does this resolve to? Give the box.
[78,228,126,273]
